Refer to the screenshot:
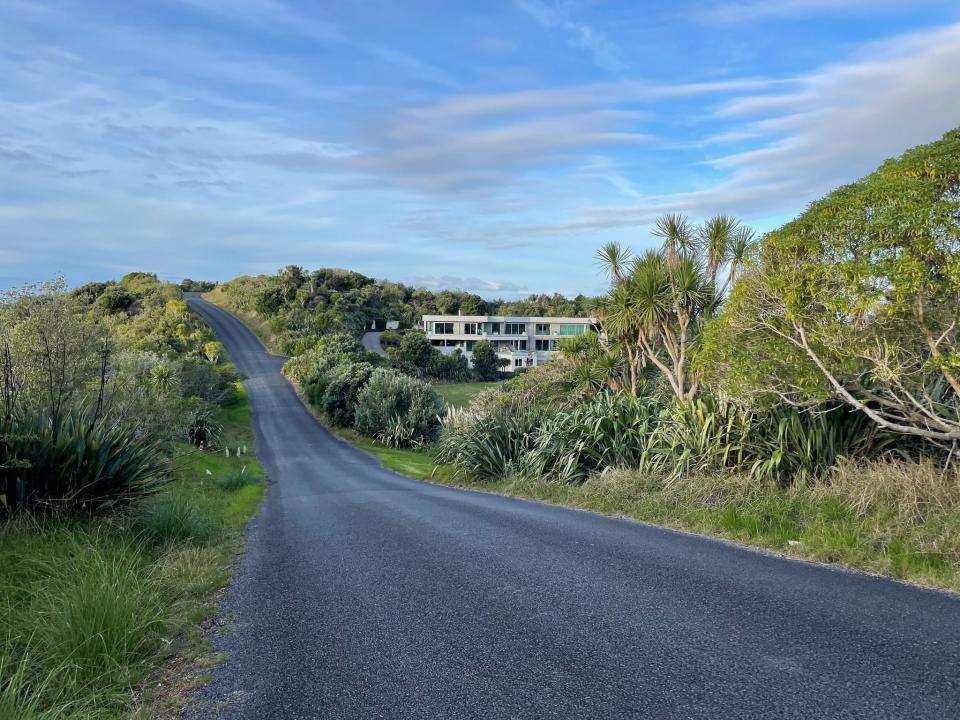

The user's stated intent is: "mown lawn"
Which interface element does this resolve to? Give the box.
[434,381,496,409]
[0,383,265,719]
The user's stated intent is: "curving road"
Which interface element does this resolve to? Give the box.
[185,294,960,720]
[361,330,386,356]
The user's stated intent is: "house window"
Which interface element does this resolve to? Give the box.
[514,358,523,367]
[535,323,550,335]
[535,339,551,351]
[558,324,586,336]
[425,321,433,332]
[488,323,501,335]
[430,339,443,346]
[436,322,454,335]
[466,340,475,351]
[505,322,526,335]
[463,322,477,335]
[512,339,527,351]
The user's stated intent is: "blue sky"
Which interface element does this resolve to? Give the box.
[1,0,959,297]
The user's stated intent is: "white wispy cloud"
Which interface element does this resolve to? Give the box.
[698,0,939,23]
[514,0,626,73]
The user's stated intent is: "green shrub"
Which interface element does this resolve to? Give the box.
[471,340,500,381]
[322,362,375,427]
[354,369,446,446]
[132,494,219,545]
[178,358,240,405]
[0,406,168,516]
[186,403,223,448]
[429,348,471,381]
[519,393,660,483]
[214,464,252,491]
[437,409,544,479]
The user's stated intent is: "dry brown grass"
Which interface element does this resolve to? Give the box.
[819,458,960,521]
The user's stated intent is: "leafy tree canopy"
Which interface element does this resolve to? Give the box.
[705,127,960,441]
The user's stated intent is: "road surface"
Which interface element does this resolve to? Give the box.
[185,294,960,719]
[361,330,386,356]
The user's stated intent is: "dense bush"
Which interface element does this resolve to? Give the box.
[283,333,366,387]
[390,331,471,381]
[470,340,500,381]
[186,403,223,449]
[215,265,595,352]
[0,406,169,516]
[441,390,900,486]
[437,409,544,478]
[354,369,446,447]
[322,362,375,427]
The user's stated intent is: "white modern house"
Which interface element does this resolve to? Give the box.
[421,314,598,373]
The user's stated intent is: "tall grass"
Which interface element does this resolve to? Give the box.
[0,656,98,720]
[132,494,220,546]
[0,526,165,716]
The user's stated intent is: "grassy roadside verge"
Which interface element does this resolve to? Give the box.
[429,469,960,592]
[0,383,265,719]
[326,426,437,480]
[321,430,960,593]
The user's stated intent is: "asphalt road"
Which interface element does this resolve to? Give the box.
[185,294,960,720]
[361,330,386,356]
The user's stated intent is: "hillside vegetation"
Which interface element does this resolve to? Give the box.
[431,129,960,590]
[0,274,265,718]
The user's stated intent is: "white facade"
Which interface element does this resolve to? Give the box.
[421,314,597,373]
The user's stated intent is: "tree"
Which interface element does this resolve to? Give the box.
[471,340,500,381]
[596,212,751,401]
[710,127,960,442]
[393,331,434,377]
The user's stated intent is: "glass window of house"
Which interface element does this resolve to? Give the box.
[505,322,526,335]
[558,324,586,336]
[463,322,477,334]
[436,322,454,334]
[535,323,550,335]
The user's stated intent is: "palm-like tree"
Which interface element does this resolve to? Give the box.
[595,213,750,402]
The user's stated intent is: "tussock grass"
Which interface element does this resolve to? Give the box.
[213,464,253,492]
[133,494,220,546]
[0,383,265,718]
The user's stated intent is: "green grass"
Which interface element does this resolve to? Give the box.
[329,427,437,480]
[433,381,496,409]
[0,382,265,719]
[421,468,960,592]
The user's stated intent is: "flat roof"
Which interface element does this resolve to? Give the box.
[422,315,596,323]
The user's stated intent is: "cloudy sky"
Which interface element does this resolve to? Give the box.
[1,0,959,297]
